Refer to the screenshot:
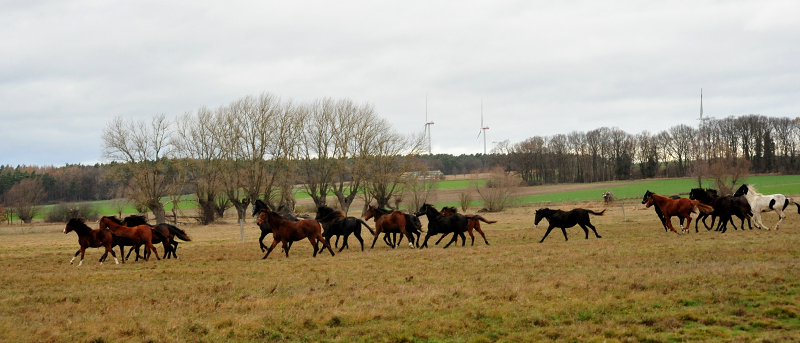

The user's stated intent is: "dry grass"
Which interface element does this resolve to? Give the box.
[1,201,800,342]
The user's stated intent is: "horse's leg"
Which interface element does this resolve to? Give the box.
[99,248,108,264]
[434,233,448,245]
[107,245,119,265]
[319,234,335,256]
[774,209,785,230]
[70,249,80,264]
[560,227,569,241]
[382,232,393,248]
[539,225,556,243]
[78,247,86,266]
[459,232,466,247]
[259,230,269,252]
[308,237,318,257]
[125,245,135,261]
[161,240,172,260]
[443,232,460,249]
[334,235,340,249]
[684,215,693,234]
[664,216,678,234]
[586,221,602,238]
[475,226,489,245]
[338,232,351,253]
[467,228,475,246]
[353,230,365,251]
[370,229,381,249]
[263,239,279,259]
[421,233,433,249]
[171,241,179,259]
[319,232,332,254]
[147,241,160,261]
[579,223,590,239]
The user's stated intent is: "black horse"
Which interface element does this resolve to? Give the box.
[252,199,301,252]
[534,208,604,243]
[416,203,467,249]
[689,188,752,232]
[315,205,376,252]
[641,191,684,232]
[383,212,424,248]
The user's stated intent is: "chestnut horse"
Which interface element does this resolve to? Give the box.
[256,209,335,259]
[64,218,119,266]
[437,206,494,246]
[364,205,415,249]
[99,216,160,261]
[642,191,714,234]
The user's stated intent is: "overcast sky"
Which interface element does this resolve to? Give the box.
[2,1,799,166]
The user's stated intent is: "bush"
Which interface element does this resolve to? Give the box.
[476,167,521,212]
[45,203,100,223]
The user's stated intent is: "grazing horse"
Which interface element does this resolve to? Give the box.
[417,203,467,249]
[315,205,376,252]
[435,206,494,246]
[64,218,119,266]
[256,209,335,259]
[733,184,797,230]
[643,191,714,234]
[99,216,160,261]
[534,208,604,243]
[641,192,684,232]
[364,205,415,249]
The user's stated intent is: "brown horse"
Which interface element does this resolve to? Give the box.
[438,206,494,246]
[256,209,335,259]
[99,216,160,261]
[64,218,119,266]
[643,191,714,234]
[364,205,415,249]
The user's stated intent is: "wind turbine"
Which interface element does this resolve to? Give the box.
[477,99,489,155]
[424,94,434,155]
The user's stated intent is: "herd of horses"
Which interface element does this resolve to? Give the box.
[62,183,799,265]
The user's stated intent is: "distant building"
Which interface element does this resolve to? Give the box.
[403,170,444,180]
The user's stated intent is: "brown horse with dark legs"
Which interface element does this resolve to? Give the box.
[115,215,192,260]
[64,218,119,266]
[437,206,494,246]
[364,205,415,249]
[99,216,160,261]
[643,191,715,234]
[256,209,335,259]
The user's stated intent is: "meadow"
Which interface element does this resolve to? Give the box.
[2,191,800,342]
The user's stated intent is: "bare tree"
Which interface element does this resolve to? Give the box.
[298,99,336,207]
[102,114,175,223]
[365,122,425,208]
[5,178,46,223]
[476,166,520,212]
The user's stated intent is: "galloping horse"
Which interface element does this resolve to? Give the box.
[534,208,604,243]
[99,216,160,261]
[689,188,752,233]
[256,209,335,259]
[252,199,300,253]
[641,193,684,232]
[364,205,415,249]
[417,203,467,249]
[642,191,714,234]
[64,218,119,266]
[315,205,375,252]
[733,184,797,230]
[436,206,494,246]
[112,215,191,260]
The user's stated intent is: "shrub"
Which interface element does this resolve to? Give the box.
[45,203,99,223]
[475,167,521,212]
[459,192,472,212]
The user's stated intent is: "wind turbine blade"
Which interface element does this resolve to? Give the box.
[477,130,482,139]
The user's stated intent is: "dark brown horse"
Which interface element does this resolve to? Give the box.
[256,209,335,259]
[64,218,119,266]
[116,215,191,260]
[643,191,714,234]
[534,208,604,243]
[438,206,494,246]
[99,216,160,261]
[364,205,415,249]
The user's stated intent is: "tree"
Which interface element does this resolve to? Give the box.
[476,166,520,212]
[5,178,46,223]
[102,114,176,223]
[364,122,425,208]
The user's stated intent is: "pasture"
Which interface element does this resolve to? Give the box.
[2,199,800,342]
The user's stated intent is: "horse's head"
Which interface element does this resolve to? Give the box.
[363,206,376,221]
[705,188,719,197]
[252,199,267,217]
[534,208,554,226]
[641,190,654,205]
[255,209,273,227]
[440,206,457,217]
[64,217,87,234]
[315,205,335,220]
[733,184,749,197]
[689,188,703,200]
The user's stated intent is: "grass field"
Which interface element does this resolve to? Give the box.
[2,198,800,342]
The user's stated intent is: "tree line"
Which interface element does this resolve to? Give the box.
[485,114,800,194]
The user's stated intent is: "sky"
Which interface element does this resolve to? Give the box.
[2,1,800,166]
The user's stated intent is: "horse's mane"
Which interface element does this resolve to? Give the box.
[104,216,124,225]
[373,206,392,215]
[124,214,148,226]
[67,217,93,232]
[690,188,713,202]
[443,206,458,213]
[317,205,335,216]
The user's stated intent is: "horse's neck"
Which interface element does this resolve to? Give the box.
[103,219,126,232]
[649,194,670,206]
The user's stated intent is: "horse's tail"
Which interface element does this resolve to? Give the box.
[357,219,376,236]
[695,202,715,214]
[165,224,192,241]
[588,209,606,216]
[787,197,800,214]
[472,215,498,224]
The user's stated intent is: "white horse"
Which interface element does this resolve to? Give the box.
[733,184,797,230]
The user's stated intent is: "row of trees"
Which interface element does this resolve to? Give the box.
[490,115,800,191]
[102,93,425,224]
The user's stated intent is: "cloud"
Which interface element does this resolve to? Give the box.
[1,0,799,165]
